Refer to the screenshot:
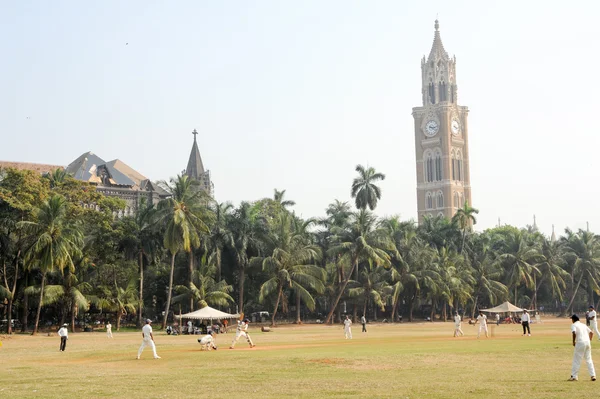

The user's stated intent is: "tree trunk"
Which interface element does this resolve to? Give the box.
[471,295,478,319]
[442,301,447,322]
[461,229,467,254]
[566,273,584,315]
[271,285,283,327]
[59,306,66,326]
[295,294,301,324]
[363,299,368,321]
[514,285,518,305]
[21,290,28,333]
[353,303,357,323]
[138,250,144,328]
[530,275,542,310]
[6,299,13,334]
[408,297,414,322]
[325,260,358,324]
[216,247,222,282]
[391,296,398,322]
[162,251,177,329]
[189,249,194,312]
[117,310,122,331]
[32,272,46,335]
[373,303,377,321]
[238,265,245,314]
[71,300,76,333]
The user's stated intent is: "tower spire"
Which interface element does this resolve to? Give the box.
[185,129,205,180]
[428,19,448,63]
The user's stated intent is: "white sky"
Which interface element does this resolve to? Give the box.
[1,1,599,235]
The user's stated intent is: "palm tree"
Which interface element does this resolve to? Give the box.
[253,212,324,326]
[208,201,234,281]
[273,189,296,210]
[98,280,139,331]
[350,165,386,211]
[499,230,540,305]
[156,175,211,328]
[468,238,507,317]
[563,230,600,314]
[20,195,83,335]
[348,266,389,320]
[324,210,392,324]
[44,168,70,189]
[532,238,568,309]
[172,256,234,309]
[452,201,479,254]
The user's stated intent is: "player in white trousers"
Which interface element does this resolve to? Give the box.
[137,319,160,359]
[230,319,254,349]
[569,314,596,381]
[588,306,600,341]
[343,315,352,339]
[198,331,218,350]
[476,311,488,338]
[106,321,113,338]
[453,312,464,337]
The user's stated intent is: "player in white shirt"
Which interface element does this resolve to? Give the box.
[521,310,531,336]
[588,306,600,341]
[198,331,218,350]
[453,312,464,337]
[476,311,488,338]
[137,319,160,359]
[343,315,353,339]
[57,323,68,352]
[230,319,255,349]
[106,322,113,338]
[568,314,596,381]
[495,313,500,326]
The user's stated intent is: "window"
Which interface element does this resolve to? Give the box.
[451,149,456,180]
[439,81,447,102]
[456,150,463,181]
[434,149,442,181]
[429,82,435,104]
[454,192,460,209]
[426,192,433,210]
[424,150,434,183]
[436,191,444,209]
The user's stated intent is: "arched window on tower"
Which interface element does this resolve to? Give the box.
[428,82,435,104]
[454,192,460,209]
[451,149,456,181]
[426,192,433,210]
[439,81,447,102]
[434,149,442,181]
[436,191,444,209]
[456,150,463,181]
[424,150,434,183]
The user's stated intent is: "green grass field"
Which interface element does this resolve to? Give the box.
[0,318,596,399]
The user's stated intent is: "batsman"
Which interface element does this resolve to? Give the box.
[230,314,255,349]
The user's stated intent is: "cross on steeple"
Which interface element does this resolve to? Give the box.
[192,129,198,141]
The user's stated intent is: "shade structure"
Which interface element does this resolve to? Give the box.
[175,306,239,321]
[480,301,529,313]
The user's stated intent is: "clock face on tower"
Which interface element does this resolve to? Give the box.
[451,119,461,135]
[424,120,439,137]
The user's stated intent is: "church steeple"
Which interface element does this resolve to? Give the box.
[186,129,205,180]
[421,19,457,106]
[427,20,449,63]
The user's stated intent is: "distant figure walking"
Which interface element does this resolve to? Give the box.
[361,315,367,333]
[106,322,113,338]
[137,319,160,359]
[521,310,531,336]
[453,312,464,337]
[476,311,488,338]
[588,306,600,341]
[496,313,500,326]
[58,323,68,352]
[343,315,353,339]
[568,314,596,381]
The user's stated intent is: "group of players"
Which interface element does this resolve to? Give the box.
[452,309,532,338]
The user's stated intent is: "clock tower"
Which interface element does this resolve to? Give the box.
[412,20,472,223]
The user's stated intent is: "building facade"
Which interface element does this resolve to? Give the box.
[412,20,472,223]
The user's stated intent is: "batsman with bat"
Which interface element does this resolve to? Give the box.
[230,313,255,349]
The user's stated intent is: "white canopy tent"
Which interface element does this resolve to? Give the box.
[175,306,239,321]
[480,301,529,313]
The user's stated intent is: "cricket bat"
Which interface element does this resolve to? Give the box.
[239,312,244,321]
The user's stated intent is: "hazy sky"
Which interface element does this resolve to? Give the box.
[1,1,599,235]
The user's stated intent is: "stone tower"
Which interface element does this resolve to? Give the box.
[412,20,472,223]
[185,129,214,197]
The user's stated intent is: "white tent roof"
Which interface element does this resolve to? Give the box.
[175,306,239,321]
[480,301,526,313]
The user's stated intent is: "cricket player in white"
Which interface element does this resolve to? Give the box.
[58,323,68,352]
[198,331,217,350]
[476,311,488,338]
[230,319,254,349]
[569,314,596,381]
[343,315,352,339]
[137,319,160,359]
[106,322,113,338]
[588,306,600,341]
[453,312,464,337]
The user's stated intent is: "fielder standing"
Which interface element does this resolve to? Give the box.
[106,321,113,338]
[453,312,464,337]
[137,319,160,359]
[568,314,596,381]
[230,318,254,349]
[361,315,367,333]
[588,306,600,341]
[476,311,488,338]
[521,309,531,336]
[58,323,68,352]
[343,315,352,339]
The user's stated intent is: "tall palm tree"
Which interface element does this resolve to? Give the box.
[348,266,389,320]
[44,168,70,189]
[324,210,392,324]
[20,195,83,335]
[172,256,234,309]
[350,165,386,211]
[563,230,600,314]
[499,230,540,305]
[468,238,507,317]
[156,175,211,328]
[253,212,324,326]
[532,238,568,309]
[273,189,296,210]
[208,201,234,281]
[452,201,479,254]
[98,280,139,331]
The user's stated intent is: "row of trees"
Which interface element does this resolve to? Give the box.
[1,165,599,335]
